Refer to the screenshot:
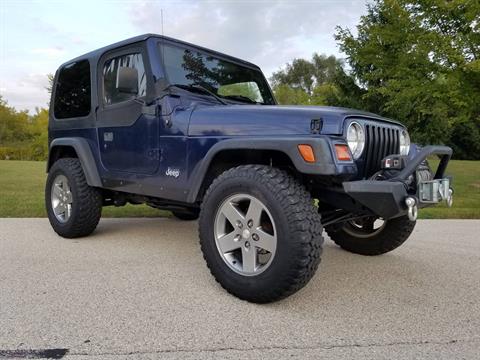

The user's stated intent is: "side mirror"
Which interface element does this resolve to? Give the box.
[116,67,138,94]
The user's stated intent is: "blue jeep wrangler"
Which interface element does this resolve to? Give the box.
[46,34,453,302]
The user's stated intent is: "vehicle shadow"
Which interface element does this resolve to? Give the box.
[91,217,198,243]
[88,218,433,308]
[275,239,437,311]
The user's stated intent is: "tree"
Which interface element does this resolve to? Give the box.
[335,0,480,158]
[273,84,311,105]
[271,54,343,96]
[270,52,370,111]
[271,58,316,95]
[0,91,49,160]
[0,96,31,144]
[29,108,49,160]
[270,53,359,107]
[46,73,54,94]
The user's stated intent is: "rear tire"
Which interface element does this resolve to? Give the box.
[199,165,323,303]
[326,215,416,255]
[46,158,102,238]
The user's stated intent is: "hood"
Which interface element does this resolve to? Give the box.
[188,104,402,137]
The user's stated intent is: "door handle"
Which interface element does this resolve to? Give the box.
[104,132,113,142]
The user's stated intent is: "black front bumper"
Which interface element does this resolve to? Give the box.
[343,146,452,219]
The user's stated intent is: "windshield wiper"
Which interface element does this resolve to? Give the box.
[219,94,260,104]
[167,84,227,105]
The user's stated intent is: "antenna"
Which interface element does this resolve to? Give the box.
[161,9,164,36]
[159,8,167,91]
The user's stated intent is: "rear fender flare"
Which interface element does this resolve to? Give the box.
[47,137,102,187]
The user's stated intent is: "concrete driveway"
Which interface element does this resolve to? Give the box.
[0,219,479,359]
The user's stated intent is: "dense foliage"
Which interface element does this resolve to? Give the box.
[0,96,48,160]
[272,0,480,159]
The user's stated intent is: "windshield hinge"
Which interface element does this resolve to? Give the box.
[142,104,159,117]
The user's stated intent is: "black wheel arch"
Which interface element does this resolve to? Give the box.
[186,137,342,203]
[47,137,102,187]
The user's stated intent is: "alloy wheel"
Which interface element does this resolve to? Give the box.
[214,194,277,276]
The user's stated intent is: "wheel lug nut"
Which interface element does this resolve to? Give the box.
[247,220,253,228]
[234,234,241,241]
[236,221,243,229]
[252,233,259,241]
[244,241,250,248]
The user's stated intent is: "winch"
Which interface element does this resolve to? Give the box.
[359,152,454,221]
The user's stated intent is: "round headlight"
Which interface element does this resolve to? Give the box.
[346,122,365,159]
[399,129,410,155]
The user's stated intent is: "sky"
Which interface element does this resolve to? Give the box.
[0,0,369,112]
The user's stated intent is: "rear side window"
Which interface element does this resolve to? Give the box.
[54,60,91,119]
[103,53,146,105]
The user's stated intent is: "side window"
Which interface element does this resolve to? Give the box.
[54,60,91,119]
[103,53,146,105]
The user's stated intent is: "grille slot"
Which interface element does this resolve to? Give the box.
[363,124,400,177]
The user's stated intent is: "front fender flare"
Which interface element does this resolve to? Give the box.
[186,136,353,203]
[48,138,102,187]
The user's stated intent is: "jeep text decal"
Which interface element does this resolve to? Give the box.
[165,167,180,178]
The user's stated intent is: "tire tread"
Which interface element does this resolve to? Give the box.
[199,165,323,303]
[46,158,102,238]
[326,216,416,256]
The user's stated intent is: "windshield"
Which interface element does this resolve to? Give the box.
[159,43,275,105]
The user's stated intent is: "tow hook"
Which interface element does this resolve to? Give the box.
[405,197,418,221]
[446,188,453,208]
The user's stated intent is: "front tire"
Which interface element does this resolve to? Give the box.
[199,165,323,303]
[326,215,416,255]
[46,158,102,238]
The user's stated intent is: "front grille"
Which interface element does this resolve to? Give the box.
[363,124,400,177]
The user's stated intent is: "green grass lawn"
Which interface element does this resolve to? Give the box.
[0,160,165,218]
[420,159,480,219]
[0,159,478,218]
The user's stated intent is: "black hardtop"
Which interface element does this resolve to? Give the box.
[57,33,261,70]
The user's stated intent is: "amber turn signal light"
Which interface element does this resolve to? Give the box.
[335,144,352,161]
[298,144,315,163]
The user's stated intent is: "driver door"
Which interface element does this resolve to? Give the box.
[96,46,159,175]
